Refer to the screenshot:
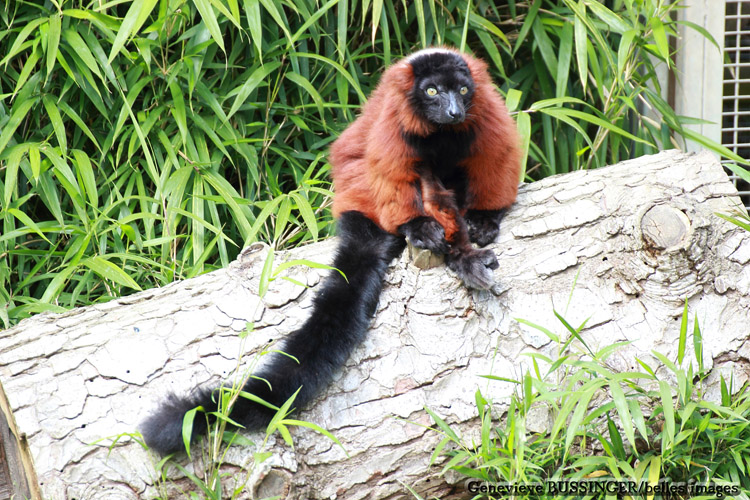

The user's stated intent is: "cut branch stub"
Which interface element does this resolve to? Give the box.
[641,204,693,251]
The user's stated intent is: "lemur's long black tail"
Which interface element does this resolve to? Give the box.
[140,211,406,455]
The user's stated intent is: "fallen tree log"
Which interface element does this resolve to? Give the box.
[1,150,749,499]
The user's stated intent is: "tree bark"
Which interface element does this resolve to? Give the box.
[1,150,749,500]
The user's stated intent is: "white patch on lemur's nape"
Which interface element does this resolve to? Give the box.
[405,47,459,62]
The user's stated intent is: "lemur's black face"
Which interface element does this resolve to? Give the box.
[408,51,475,126]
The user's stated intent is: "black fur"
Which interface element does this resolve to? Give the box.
[408,52,475,126]
[398,216,449,254]
[466,209,507,247]
[140,211,405,455]
[403,129,474,210]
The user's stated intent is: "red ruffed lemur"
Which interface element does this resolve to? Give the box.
[141,47,522,455]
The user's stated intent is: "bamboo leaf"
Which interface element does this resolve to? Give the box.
[258,0,293,43]
[192,0,225,53]
[424,406,460,442]
[0,97,37,155]
[650,15,670,62]
[109,0,147,62]
[556,22,573,98]
[288,0,340,48]
[545,107,652,145]
[693,313,703,374]
[82,256,142,290]
[617,30,636,80]
[292,52,367,102]
[564,381,604,453]
[202,170,253,239]
[531,17,559,79]
[113,81,159,187]
[3,145,25,210]
[337,0,347,62]
[243,0,263,59]
[42,95,68,154]
[1,17,46,66]
[289,192,319,241]
[28,143,41,180]
[648,455,662,487]
[62,28,103,82]
[46,14,61,78]
[659,381,675,452]
[585,0,630,34]
[415,0,426,48]
[273,196,291,243]
[459,0,470,53]
[371,0,383,45]
[12,45,42,99]
[470,12,510,48]
[72,149,98,210]
[514,0,541,56]
[676,20,721,51]
[683,129,749,165]
[169,80,188,146]
[573,13,588,93]
[227,62,281,120]
[610,381,636,450]
[286,72,326,126]
[58,101,101,151]
[7,208,52,245]
[208,0,242,30]
[628,398,649,444]
[41,265,77,303]
[564,0,616,70]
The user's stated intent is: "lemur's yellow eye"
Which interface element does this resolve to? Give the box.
[460,86,469,95]
[426,87,438,96]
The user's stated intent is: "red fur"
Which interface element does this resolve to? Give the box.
[329,48,522,235]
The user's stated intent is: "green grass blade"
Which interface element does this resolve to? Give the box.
[658,380,675,452]
[678,298,688,366]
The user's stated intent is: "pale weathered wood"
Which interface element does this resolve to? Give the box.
[1,150,749,499]
[0,380,41,500]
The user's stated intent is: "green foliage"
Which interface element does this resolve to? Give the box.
[422,304,750,499]
[1,0,746,327]
[505,0,747,175]
[1,0,341,326]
